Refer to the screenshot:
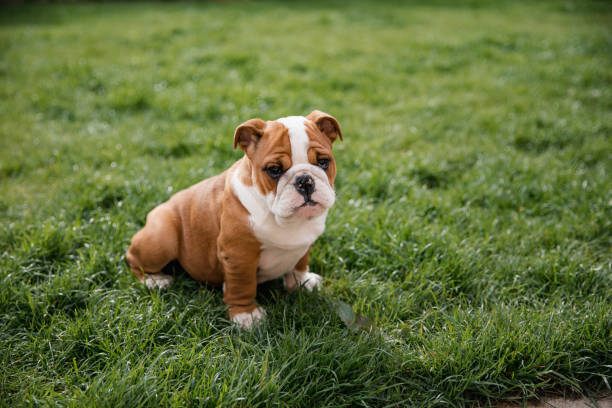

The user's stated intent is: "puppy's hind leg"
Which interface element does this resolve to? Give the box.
[126,205,179,290]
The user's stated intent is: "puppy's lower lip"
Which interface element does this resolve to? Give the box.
[298,200,318,208]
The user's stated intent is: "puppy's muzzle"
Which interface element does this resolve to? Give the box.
[295,174,315,201]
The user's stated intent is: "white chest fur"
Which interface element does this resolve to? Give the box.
[257,244,310,283]
[252,211,326,283]
[231,171,327,283]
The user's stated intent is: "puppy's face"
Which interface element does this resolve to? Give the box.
[234,110,342,221]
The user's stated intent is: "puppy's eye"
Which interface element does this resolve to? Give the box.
[317,158,330,170]
[264,165,283,179]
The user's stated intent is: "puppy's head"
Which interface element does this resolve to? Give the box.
[234,110,342,221]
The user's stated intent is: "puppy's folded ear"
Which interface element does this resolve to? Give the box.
[234,118,266,157]
[307,110,343,143]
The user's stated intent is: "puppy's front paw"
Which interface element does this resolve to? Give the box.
[284,270,323,292]
[301,272,323,291]
[231,306,266,330]
[145,273,174,290]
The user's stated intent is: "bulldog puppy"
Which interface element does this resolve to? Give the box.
[126,110,342,329]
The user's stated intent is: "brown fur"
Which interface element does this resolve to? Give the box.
[294,249,310,273]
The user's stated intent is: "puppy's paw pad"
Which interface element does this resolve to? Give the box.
[231,307,266,330]
[145,274,174,290]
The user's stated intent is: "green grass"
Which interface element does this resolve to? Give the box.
[1,1,611,406]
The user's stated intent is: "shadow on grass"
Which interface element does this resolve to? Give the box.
[157,260,351,334]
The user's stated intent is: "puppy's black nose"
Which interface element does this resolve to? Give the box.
[295,175,315,197]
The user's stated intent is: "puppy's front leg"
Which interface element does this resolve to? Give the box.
[284,249,323,292]
[219,240,264,330]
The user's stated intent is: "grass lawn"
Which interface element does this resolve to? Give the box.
[1,0,611,406]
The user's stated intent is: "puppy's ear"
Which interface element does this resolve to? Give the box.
[307,110,343,143]
[234,118,266,157]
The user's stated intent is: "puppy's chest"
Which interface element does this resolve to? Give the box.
[251,214,325,283]
[257,244,309,283]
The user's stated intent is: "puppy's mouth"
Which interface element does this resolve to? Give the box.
[298,199,318,208]
[292,199,320,214]
[290,198,324,219]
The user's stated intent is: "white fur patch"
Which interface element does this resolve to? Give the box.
[284,268,323,292]
[276,116,309,164]
[232,306,266,329]
[231,169,328,284]
[144,274,174,290]
[257,244,310,283]
[231,170,269,223]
